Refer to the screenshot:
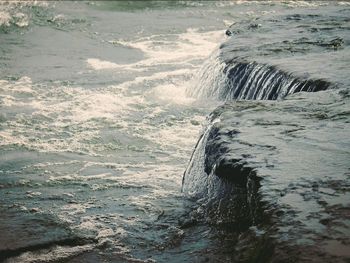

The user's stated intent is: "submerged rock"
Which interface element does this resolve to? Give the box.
[0,208,96,262]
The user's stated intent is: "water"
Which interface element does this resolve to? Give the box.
[0,1,349,262]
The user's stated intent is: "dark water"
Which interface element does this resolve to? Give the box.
[0,1,349,262]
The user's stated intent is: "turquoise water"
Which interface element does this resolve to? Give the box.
[0,1,349,262]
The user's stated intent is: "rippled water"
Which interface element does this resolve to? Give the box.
[0,1,349,262]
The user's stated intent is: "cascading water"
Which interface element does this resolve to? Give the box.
[184,34,336,203]
[182,4,349,260]
[1,1,349,262]
[184,42,334,205]
[188,48,332,101]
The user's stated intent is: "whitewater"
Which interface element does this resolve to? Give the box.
[0,1,349,262]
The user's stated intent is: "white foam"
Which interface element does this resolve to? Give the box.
[216,0,329,7]
[96,228,115,239]
[116,68,192,90]
[79,217,103,232]
[52,14,65,22]
[338,1,350,5]
[223,19,234,27]
[5,244,94,263]
[1,27,221,157]
[12,12,29,27]
[88,28,224,71]
[0,11,11,26]
[0,76,34,94]
[60,202,96,216]
[0,1,47,28]
[142,119,204,154]
[86,58,121,70]
[293,1,329,7]
[147,83,195,105]
[77,216,128,242]
[0,1,48,8]
[48,173,111,182]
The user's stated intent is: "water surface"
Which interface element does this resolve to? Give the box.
[0,1,349,262]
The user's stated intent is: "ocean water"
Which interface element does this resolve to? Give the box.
[0,1,349,262]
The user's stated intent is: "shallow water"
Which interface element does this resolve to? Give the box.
[0,1,349,262]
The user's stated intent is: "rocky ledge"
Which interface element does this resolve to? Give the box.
[182,89,350,262]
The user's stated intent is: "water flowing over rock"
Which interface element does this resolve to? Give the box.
[0,208,96,262]
[183,21,349,259]
[188,49,332,101]
[183,13,349,260]
[182,89,350,262]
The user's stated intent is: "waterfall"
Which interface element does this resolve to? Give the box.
[188,50,332,101]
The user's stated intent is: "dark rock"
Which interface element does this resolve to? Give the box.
[0,208,96,261]
[248,23,261,29]
[225,29,232,36]
[198,26,336,101]
[182,89,350,262]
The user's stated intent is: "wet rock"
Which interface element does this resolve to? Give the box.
[182,89,350,262]
[248,23,261,29]
[192,41,333,100]
[29,207,41,213]
[0,208,96,261]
